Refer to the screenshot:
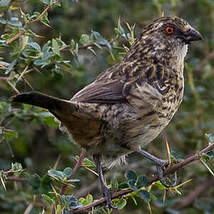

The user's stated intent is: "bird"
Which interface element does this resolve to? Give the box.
[11,16,202,208]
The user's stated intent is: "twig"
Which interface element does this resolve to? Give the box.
[30,4,51,23]
[6,176,28,182]
[6,31,24,44]
[71,143,214,213]
[73,149,87,176]
[59,148,86,195]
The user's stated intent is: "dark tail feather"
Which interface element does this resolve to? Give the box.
[11,91,66,111]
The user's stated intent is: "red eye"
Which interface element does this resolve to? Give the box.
[165,27,174,35]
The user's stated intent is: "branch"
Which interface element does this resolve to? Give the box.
[6,31,24,44]
[6,176,28,182]
[60,148,86,194]
[72,143,214,213]
[30,4,51,23]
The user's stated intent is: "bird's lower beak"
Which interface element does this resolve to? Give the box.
[184,28,202,44]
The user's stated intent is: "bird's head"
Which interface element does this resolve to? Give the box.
[136,16,202,64]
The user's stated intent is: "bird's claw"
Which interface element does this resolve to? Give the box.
[103,186,117,209]
[156,165,177,188]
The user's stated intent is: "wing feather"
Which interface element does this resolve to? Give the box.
[71,79,127,104]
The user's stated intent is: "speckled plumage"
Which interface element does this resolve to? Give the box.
[12,16,202,167]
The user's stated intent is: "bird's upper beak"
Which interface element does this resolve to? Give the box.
[183,27,202,44]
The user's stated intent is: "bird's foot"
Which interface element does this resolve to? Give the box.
[156,165,177,188]
[138,149,177,187]
[102,185,116,209]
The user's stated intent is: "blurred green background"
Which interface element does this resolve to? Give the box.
[0,0,214,213]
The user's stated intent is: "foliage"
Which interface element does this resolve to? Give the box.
[0,0,214,213]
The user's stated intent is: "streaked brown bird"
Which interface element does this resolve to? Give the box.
[12,16,202,207]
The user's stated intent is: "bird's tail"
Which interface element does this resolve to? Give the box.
[11,91,75,113]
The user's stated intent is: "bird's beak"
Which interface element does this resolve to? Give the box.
[184,28,202,44]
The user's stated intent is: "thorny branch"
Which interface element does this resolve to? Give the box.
[3,143,214,213]
[72,142,214,213]
[60,148,87,194]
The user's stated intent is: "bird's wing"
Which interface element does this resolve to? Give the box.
[71,79,127,104]
[72,77,163,110]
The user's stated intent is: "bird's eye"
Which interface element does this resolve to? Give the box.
[165,27,174,35]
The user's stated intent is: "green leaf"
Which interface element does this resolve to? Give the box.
[137,175,148,188]
[67,178,80,183]
[5,59,17,74]
[127,179,138,191]
[42,194,54,206]
[63,167,73,178]
[8,17,22,27]
[174,188,182,195]
[4,129,18,139]
[205,133,214,143]
[155,181,166,190]
[28,42,41,52]
[138,190,151,203]
[0,18,6,24]
[126,170,137,182]
[206,151,214,159]
[79,34,90,45]
[48,169,65,180]
[11,162,22,171]
[82,157,96,170]
[114,198,127,209]
[61,195,82,210]
[79,194,93,205]
[52,39,60,56]
[85,194,93,204]
[41,12,50,27]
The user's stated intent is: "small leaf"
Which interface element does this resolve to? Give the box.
[126,170,137,182]
[0,18,6,24]
[127,179,137,191]
[206,151,214,159]
[8,17,22,27]
[11,162,22,171]
[42,194,54,206]
[205,133,214,143]
[79,194,93,205]
[4,129,18,139]
[5,59,17,74]
[67,179,80,183]
[174,188,182,195]
[82,157,96,170]
[114,198,127,209]
[79,34,90,45]
[63,167,73,178]
[137,175,148,188]
[28,42,41,52]
[48,169,65,180]
[52,39,60,56]
[61,195,82,210]
[155,181,166,190]
[41,12,50,27]
[56,204,62,214]
[86,194,93,203]
[138,190,151,203]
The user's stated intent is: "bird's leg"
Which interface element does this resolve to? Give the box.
[138,149,177,187]
[93,154,113,208]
